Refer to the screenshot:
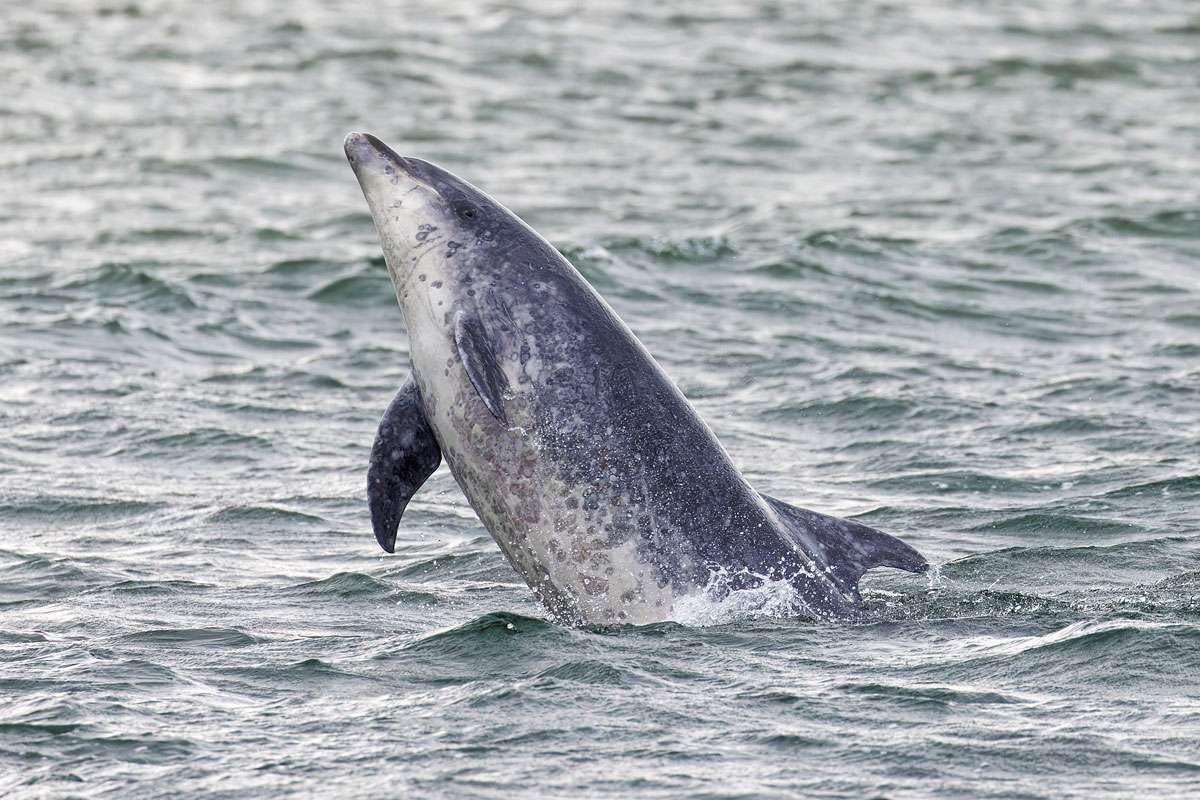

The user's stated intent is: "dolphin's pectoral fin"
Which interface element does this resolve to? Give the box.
[453,311,509,424]
[762,495,927,600]
[367,376,442,554]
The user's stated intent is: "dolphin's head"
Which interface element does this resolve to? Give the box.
[344,132,498,299]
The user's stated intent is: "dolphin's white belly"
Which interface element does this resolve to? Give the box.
[406,303,680,624]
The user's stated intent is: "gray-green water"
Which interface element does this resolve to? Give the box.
[2,1,1199,796]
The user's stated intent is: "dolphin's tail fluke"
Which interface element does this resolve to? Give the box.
[761,494,927,602]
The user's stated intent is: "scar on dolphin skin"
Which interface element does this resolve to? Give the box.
[344,130,928,626]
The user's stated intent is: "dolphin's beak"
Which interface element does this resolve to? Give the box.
[344,131,437,197]
[344,131,396,175]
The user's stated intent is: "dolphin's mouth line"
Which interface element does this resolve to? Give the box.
[344,131,439,196]
[345,131,449,290]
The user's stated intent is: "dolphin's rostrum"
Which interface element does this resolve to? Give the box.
[345,131,927,625]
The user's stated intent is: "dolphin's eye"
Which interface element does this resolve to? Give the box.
[456,205,476,220]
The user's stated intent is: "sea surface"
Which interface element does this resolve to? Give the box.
[2,1,1199,797]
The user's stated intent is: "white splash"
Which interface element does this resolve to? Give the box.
[668,566,816,627]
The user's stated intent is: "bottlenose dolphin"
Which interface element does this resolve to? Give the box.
[345,132,926,625]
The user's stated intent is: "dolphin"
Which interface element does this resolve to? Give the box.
[344,132,927,625]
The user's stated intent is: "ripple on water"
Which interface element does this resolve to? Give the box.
[837,682,1021,709]
[81,579,213,598]
[117,628,261,648]
[944,619,1200,686]
[1103,475,1200,500]
[609,233,736,263]
[869,588,1073,622]
[0,497,166,524]
[967,513,1144,537]
[205,505,327,526]
[214,658,375,693]
[866,470,1047,495]
[401,612,565,662]
[285,572,393,598]
[387,550,522,584]
[941,537,1197,581]
[533,659,637,687]
[764,394,921,423]
[0,553,118,604]
[307,271,394,306]
[57,263,197,310]
[118,429,276,461]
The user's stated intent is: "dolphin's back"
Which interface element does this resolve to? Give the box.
[476,238,785,592]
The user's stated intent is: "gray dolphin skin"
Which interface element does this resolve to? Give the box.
[344,131,927,625]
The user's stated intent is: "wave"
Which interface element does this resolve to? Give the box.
[205,505,327,526]
[867,588,1072,622]
[939,537,1195,573]
[1104,475,1199,500]
[200,365,347,389]
[284,571,394,599]
[307,271,394,306]
[117,627,261,648]
[0,497,165,523]
[534,659,634,686]
[215,658,374,688]
[868,563,1200,623]
[386,550,522,584]
[764,394,919,423]
[0,552,120,604]
[80,579,213,597]
[966,513,1143,537]
[946,618,1200,679]
[114,428,276,460]
[56,262,198,313]
[205,155,318,176]
[837,681,1019,708]
[403,611,562,658]
[866,470,1045,495]
[908,55,1144,90]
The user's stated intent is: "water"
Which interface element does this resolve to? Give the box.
[2,0,1199,796]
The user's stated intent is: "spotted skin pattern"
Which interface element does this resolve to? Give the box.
[345,132,926,625]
